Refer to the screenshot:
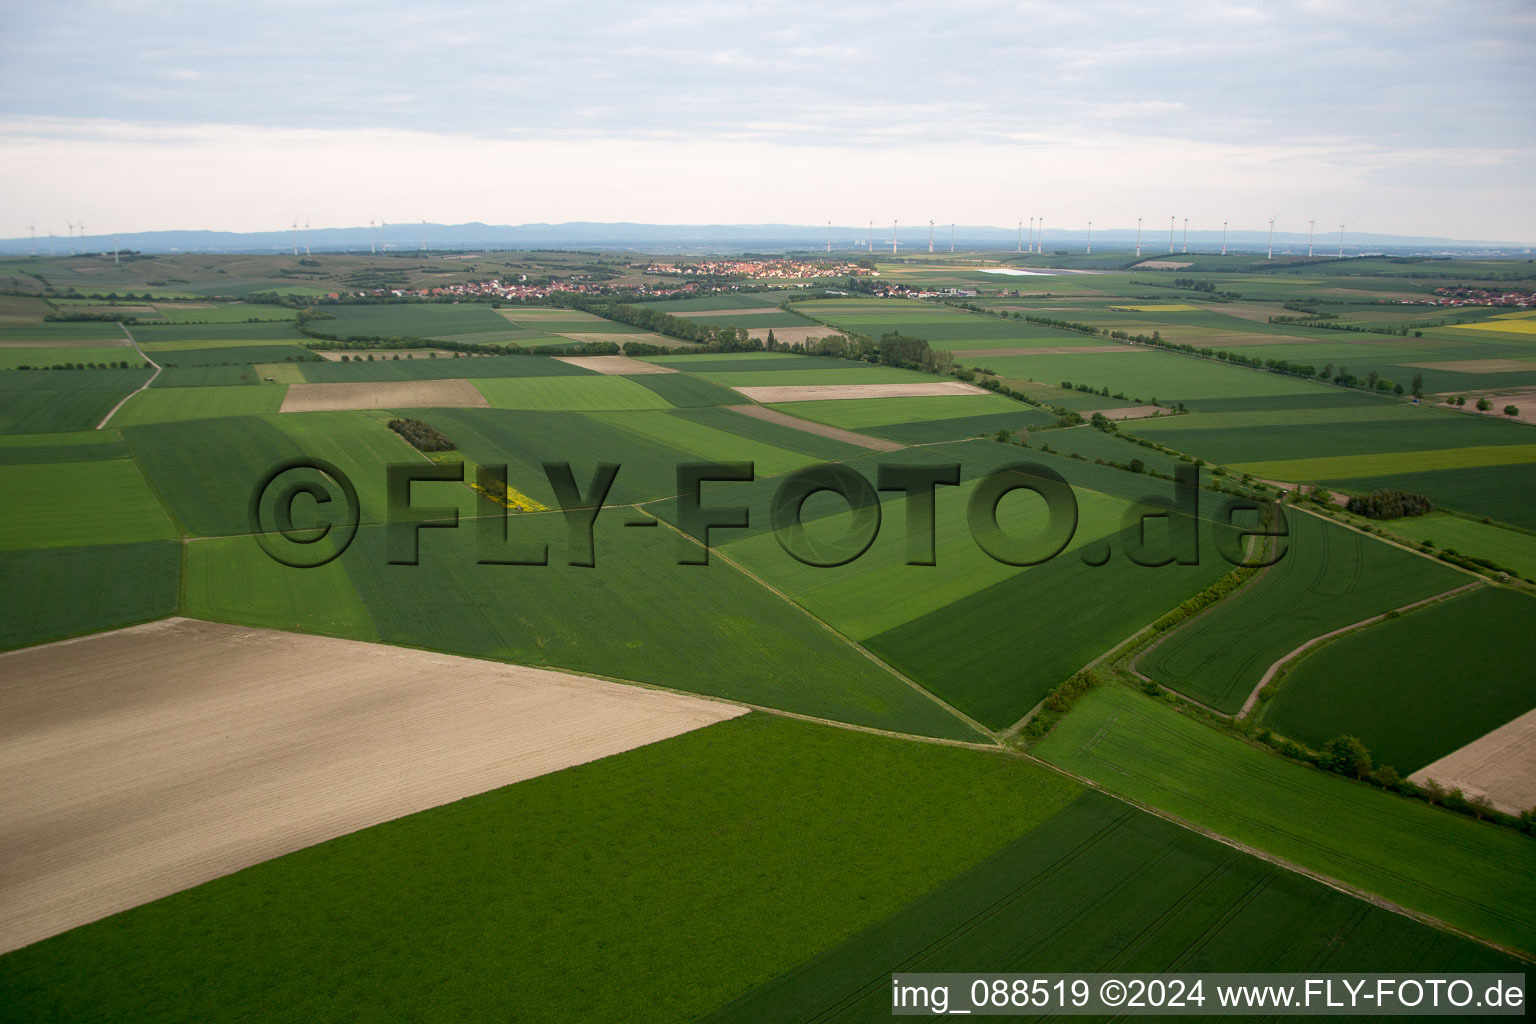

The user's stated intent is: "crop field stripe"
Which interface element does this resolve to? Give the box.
[1034,685,1536,956]
[707,790,1521,1021]
[1234,444,1536,481]
[648,508,998,741]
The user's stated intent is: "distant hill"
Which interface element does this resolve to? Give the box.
[1,221,1528,256]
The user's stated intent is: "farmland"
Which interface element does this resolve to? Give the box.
[1138,511,1467,712]
[2,249,1535,1018]
[1263,587,1536,772]
[1035,685,1536,954]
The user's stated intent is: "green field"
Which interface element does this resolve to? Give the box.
[150,364,262,387]
[0,346,138,370]
[183,534,379,640]
[129,321,310,344]
[1035,685,1536,954]
[148,344,317,366]
[0,458,178,549]
[472,375,676,411]
[588,410,824,477]
[304,303,540,342]
[1377,512,1536,579]
[0,368,153,434]
[767,393,1027,430]
[0,541,181,649]
[1325,463,1536,531]
[981,351,1339,405]
[698,366,949,387]
[108,384,287,426]
[1264,587,1536,772]
[712,791,1521,1021]
[0,322,130,342]
[626,371,742,407]
[1234,443,1536,481]
[1139,512,1467,712]
[0,714,1075,1022]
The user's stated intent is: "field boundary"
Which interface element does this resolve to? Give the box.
[95,322,161,429]
[1238,580,1484,717]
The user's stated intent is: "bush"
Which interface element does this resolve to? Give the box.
[1346,489,1433,519]
[387,417,455,452]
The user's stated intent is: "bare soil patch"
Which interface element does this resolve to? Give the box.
[733,381,989,403]
[280,378,488,413]
[554,331,693,348]
[744,326,841,345]
[0,618,745,954]
[1080,404,1167,421]
[553,355,678,375]
[1131,260,1193,270]
[728,404,904,451]
[1410,706,1536,815]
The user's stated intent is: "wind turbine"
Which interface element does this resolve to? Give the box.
[826,220,831,254]
[421,219,427,253]
[64,220,75,256]
[112,236,119,264]
[1036,216,1043,253]
[1307,218,1315,257]
[1182,217,1188,254]
[1135,217,1142,258]
[380,219,389,252]
[75,220,85,254]
[1017,221,1023,253]
[1338,222,1345,258]
[1266,216,1277,260]
[28,223,36,256]
[304,218,311,256]
[928,219,934,254]
[1086,220,1092,255]
[1221,221,1228,256]
[949,222,955,253]
[47,231,55,256]
[291,218,299,257]
[867,220,873,253]
[1168,215,1175,254]
[369,218,376,255]
[892,219,898,255]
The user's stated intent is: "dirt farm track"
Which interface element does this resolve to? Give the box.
[0,618,745,954]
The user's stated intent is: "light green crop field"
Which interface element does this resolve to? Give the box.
[696,366,948,387]
[1377,512,1536,579]
[106,383,287,426]
[1035,685,1536,955]
[981,351,1338,404]
[472,375,675,411]
[1233,444,1536,481]
[183,535,379,640]
[587,410,822,477]
[0,458,179,549]
[1139,511,1466,712]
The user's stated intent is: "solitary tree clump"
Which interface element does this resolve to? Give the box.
[1476,397,1493,412]
[1505,404,1520,417]
[1411,373,1424,399]
[1318,735,1372,779]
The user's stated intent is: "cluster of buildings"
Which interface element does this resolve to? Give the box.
[1430,286,1535,308]
[643,258,873,278]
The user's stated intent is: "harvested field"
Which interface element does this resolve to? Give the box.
[279,378,488,413]
[0,618,746,954]
[1080,404,1166,420]
[671,307,784,317]
[727,404,904,451]
[960,345,1137,357]
[553,355,678,375]
[1410,708,1536,815]
[1130,260,1193,270]
[730,381,988,403]
[744,327,841,345]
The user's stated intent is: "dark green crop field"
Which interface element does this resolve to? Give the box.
[0,541,181,650]
[1139,511,1466,712]
[1265,586,1536,772]
[0,368,153,433]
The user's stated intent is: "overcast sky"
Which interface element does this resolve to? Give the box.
[2,0,1533,240]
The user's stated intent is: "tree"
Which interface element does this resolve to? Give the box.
[1366,370,1379,391]
[994,428,1010,443]
[1505,405,1520,417]
[1128,458,1146,473]
[1476,397,1492,412]
[1410,373,1424,399]
[1318,735,1372,779]
[1455,395,1466,407]
[766,328,777,348]
[1466,793,1494,821]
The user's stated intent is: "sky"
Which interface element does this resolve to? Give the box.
[2,0,1534,241]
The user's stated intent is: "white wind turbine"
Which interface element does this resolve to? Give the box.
[1135,217,1142,258]
[949,222,955,252]
[928,219,934,254]
[1017,221,1024,253]
[28,222,36,256]
[1307,218,1315,257]
[1168,215,1176,254]
[304,218,311,256]
[1221,221,1228,256]
[1182,217,1188,254]
[1035,215,1043,253]
[1338,222,1346,258]
[891,219,898,255]
[1267,216,1277,260]
[1086,220,1092,255]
